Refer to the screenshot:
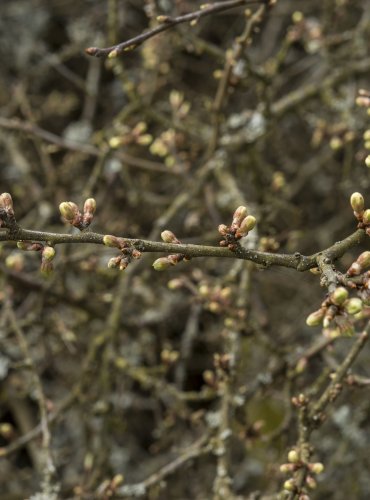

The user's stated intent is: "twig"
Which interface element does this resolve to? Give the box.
[115,434,212,498]
[0,225,366,271]
[85,0,267,59]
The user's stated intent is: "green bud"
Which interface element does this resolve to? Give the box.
[287,449,299,463]
[350,192,364,213]
[42,246,56,261]
[279,463,295,474]
[283,479,295,492]
[103,235,125,249]
[365,155,370,168]
[363,209,370,223]
[344,298,363,315]
[108,256,121,269]
[310,462,324,474]
[59,201,79,221]
[331,287,349,306]
[237,215,256,237]
[306,309,325,326]
[153,257,173,271]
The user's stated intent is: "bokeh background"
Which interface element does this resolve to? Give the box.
[0,0,369,498]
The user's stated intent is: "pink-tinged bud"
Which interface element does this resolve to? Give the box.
[363,209,370,223]
[108,256,122,269]
[344,298,363,315]
[356,96,370,107]
[82,199,96,227]
[153,257,173,271]
[131,249,142,259]
[287,449,299,463]
[17,241,43,252]
[59,201,79,222]
[236,215,256,237]
[357,251,370,269]
[218,224,229,236]
[350,192,364,214]
[119,259,129,271]
[42,246,56,261]
[310,463,324,474]
[347,261,362,276]
[306,309,325,326]
[161,230,180,244]
[40,260,53,277]
[83,198,96,215]
[0,193,14,212]
[232,206,248,227]
[103,235,126,249]
[331,287,349,306]
[306,475,317,489]
[279,463,295,474]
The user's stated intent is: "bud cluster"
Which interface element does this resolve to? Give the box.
[0,192,17,229]
[306,286,364,336]
[218,206,256,250]
[109,121,152,149]
[281,445,324,496]
[17,241,56,277]
[103,235,141,271]
[350,192,370,236]
[59,198,96,231]
[153,230,189,271]
[198,282,234,315]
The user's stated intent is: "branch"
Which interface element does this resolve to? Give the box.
[0,225,366,272]
[85,0,268,59]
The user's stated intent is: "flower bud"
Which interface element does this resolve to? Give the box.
[84,198,96,215]
[236,215,256,237]
[287,449,299,463]
[59,201,80,222]
[108,256,122,269]
[218,224,229,236]
[357,251,370,269]
[40,260,53,277]
[0,193,14,212]
[103,235,126,249]
[17,241,43,252]
[363,209,370,223]
[279,463,295,474]
[232,206,248,227]
[283,479,295,492]
[330,287,349,306]
[347,261,361,276]
[306,475,317,489]
[350,192,364,214]
[344,298,363,315]
[310,462,324,474]
[161,230,179,244]
[153,257,173,271]
[306,309,325,326]
[42,246,56,261]
[365,155,370,168]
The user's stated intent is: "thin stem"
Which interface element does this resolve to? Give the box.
[85,1,267,58]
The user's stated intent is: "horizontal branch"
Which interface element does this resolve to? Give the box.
[85,0,266,58]
[0,226,366,272]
